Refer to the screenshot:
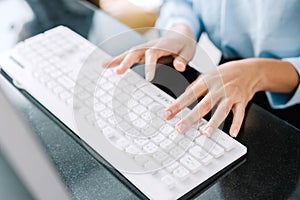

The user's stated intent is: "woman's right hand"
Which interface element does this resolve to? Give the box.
[104,24,197,81]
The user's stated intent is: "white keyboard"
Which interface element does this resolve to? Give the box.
[0,26,247,200]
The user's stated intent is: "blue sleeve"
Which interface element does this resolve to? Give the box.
[266,57,300,109]
[155,0,203,40]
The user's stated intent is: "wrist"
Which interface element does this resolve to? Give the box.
[249,58,299,93]
[169,24,196,40]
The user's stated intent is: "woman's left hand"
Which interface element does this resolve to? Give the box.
[163,58,299,137]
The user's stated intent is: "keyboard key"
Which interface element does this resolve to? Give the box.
[161,175,176,189]
[169,146,184,158]
[131,90,145,100]
[126,71,143,84]
[151,117,164,129]
[140,126,156,137]
[107,116,119,125]
[118,121,131,131]
[101,82,114,91]
[125,112,138,122]
[134,138,149,147]
[143,142,158,154]
[140,96,153,106]
[126,128,141,138]
[211,131,236,151]
[132,118,147,129]
[99,94,112,104]
[166,161,179,172]
[151,134,165,144]
[125,145,141,155]
[49,70,62,78]
[152,151,168,163]
[195,135,224,158]
[116,138,130,150]
[173,166,190,181]
[189,146,213,165]
[160,124,174,136]
[178,138,193,150]
[59,91,72,101]
[160,139,175,151]
[53,85,64,94]
[103,127,117,139]
[180,155,202,173]
[94,103,105,111]
[100,109,113,118]
[95,119,107,129]
[77,91,90,100]
[148,102,163,112]
[133,104,147,115]
[127,99,138,109]
[141,111,152,122]
[115,92,130,102]
[185,128,200,140]
[46,80,58,89]
[58,76,75,89]
[168,131,184,143]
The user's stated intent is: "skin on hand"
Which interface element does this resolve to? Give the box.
[104,24,197,81]
[164,58,299,138]
[104,24,299,138]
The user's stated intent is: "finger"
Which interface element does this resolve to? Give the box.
[202,100,232,137]
[164,77,207,120]
[103,53,127,68]
[144,49,159,81]
[173,56,188,72]
[173,46,194,72]
[175,93,214,133]
[185,76,201,91]
[229,103,245,137]
[115,50,145,74]
[144,40,179,80]
[105,40,155,69]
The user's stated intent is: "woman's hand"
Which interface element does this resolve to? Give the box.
[105,24,197,81]
[164,58,299,137]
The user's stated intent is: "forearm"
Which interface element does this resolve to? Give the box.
[248,58,300,93]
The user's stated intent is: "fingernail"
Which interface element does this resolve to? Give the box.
[163,110,172,119]
[176,59,185,70]
[204,126,213,137]
[176,58,184,64]
[176,122,187,134]
[231,129,238,138]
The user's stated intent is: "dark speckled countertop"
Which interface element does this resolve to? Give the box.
[0,0,300,199]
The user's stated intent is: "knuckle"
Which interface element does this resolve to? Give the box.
[128,47,139,54]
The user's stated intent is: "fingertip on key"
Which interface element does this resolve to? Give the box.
[175,121,187,134]
[163,110,172,119]
[203,126,213,137]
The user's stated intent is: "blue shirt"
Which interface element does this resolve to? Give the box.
[156,0,300,109]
